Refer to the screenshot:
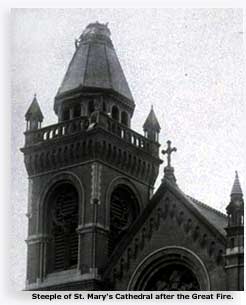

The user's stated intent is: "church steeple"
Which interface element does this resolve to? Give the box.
[143,105,160,142]
[25,94,43,130]
[231,171,243,197]
[54,22,135,127]
[21,22,162,291]
[225,171,244,290]
[227,171,244,227]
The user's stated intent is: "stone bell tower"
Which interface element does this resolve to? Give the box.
[21,22,162,290]
[225,171,244,291]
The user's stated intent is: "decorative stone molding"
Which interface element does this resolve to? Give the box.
[91,162,102,205]
[127,246,211,290]
[104,194,225,286]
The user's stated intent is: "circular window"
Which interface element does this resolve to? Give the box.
[145,263,200,291]
[128,247,210,291]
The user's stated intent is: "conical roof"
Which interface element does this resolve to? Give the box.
[231,171,243,196]
[25,94,43,121]
[143,106,161,132]
[55,22,134,109]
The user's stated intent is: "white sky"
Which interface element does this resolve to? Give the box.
[11,8,245,290]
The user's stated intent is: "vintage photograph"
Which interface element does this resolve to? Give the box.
[11,9,244,291]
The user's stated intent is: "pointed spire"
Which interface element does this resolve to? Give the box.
[25,94,44,122]
[231,171,243,197]
[226,170,244,227]
[143,105,161,132]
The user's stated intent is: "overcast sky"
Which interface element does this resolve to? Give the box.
[11,8,245,290]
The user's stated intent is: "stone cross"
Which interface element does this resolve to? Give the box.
[161,140,177,167]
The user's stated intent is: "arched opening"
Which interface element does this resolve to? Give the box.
[46,182,79,274]
[144,264,200,291]
[111,105,119,121]
[229,238,235,249]
[88,100,95,116]
[62,108,70,121]
[121,111,128,126]
[74,104,81,118]
[128,247,210,291]
[109,185,139,255]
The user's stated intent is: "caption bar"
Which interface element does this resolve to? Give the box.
[32,292,234,301]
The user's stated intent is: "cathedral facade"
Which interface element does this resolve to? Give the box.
[21,22,244,291]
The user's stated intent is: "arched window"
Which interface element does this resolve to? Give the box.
[109,185,139,255]
[144,264,200,291]
[46,183,79,273]
[88,100,95,116]
[62,108,70,121]
[121,111,128,126]
[111,105,119,121]
[230,238,235,249]
[74,104,81,118]
[128,248,209,291]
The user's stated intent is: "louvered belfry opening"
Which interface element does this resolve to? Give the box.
[46,182,79,273]
[108,185,139,256]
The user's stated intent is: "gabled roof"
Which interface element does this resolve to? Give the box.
[103,178,227,277]
[25,95,43,121]
[55,22,134,106]
[160,180,227,239]
[187,196,227,236]
[143,106,161,131]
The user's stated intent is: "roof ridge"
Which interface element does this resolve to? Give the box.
[83,43,91,87]
[187,195,227,218]
[104,43,112,87]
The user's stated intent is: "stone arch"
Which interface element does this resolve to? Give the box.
[62,107,70,121]
[105,177,143,225]
[111,105,120,121]
[88,100,95,116]
[37,172,85,277]
[38,171,85,233]
[105,177,143,255]
[128,246,210,291]
[121,111,129,126]
[45,182,79,273]
[73,103,81,118]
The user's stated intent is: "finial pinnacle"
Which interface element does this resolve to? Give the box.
[231,170,243,196]
[161,140,177,184]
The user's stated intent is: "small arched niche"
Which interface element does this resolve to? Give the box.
[109,184,139,255]
[73,104,81,118]
[111,105,119,122]
[121,111,129,126]
[45,182,79,274]
[88,100,95,116]
[62,108,70,121]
